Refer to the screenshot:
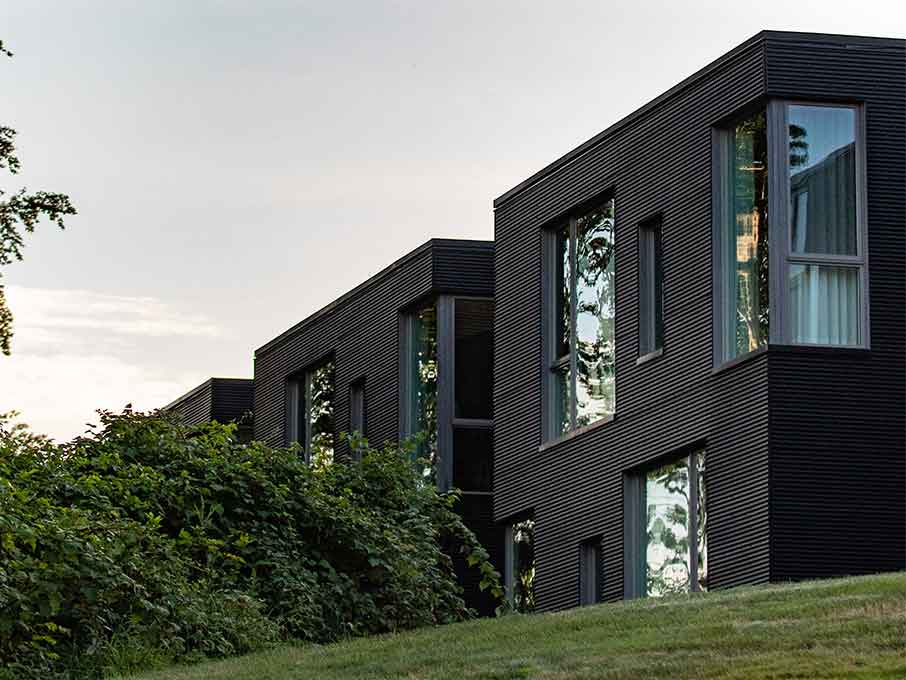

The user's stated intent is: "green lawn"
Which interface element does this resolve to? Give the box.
[125,572,906,680]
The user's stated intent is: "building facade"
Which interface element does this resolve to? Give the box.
[253,238,502,614]
[163,377,255,442]
[492,31,905,611]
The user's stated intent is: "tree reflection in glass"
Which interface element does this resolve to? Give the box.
[511,518,535,613]
[309,359,335,465]
[575,200,616,425]
[410,304,438,469]
[645,459,691,597]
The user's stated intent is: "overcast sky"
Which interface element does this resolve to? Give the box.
[1,0,903,440]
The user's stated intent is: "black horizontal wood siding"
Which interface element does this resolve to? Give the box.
[163,377,254,427]
[764,35,906,580]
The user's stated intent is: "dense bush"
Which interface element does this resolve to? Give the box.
[0,411,502,678]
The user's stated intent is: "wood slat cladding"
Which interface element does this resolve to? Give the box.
[164,378,253,427]
[764,35,906,580]
[493,31,903,612]
[253,240,494,459]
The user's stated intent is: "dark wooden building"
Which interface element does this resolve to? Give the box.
[162,377,255,442]
[253,238,503,614]
[492,31,905,611]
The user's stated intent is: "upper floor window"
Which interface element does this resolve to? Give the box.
[638,215,664,358]
[401,302,438,460]
[544,197,616,440]
[288,358,335,464]
[714,101,867,365]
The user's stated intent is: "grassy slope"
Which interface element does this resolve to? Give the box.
[126,572,906,680]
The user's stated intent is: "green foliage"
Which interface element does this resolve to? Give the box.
[1,38,77,355]
[0,411,503,678]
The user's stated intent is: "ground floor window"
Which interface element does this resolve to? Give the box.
[624,448,706,598]
[505,516,535,612]
[579,536,602,606]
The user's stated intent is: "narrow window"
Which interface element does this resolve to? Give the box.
[625,448,706,598]
[638,216,663,357]
[546,198,616,439]
[403,302,438,460]
[349,378,365,433]
[785,104,865,346]
[716,109,769,364]
[288,358,335,464]
[505,516,535,613]
[579,537,602,606]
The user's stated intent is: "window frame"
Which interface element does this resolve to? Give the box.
[287,356,335,465]
[637,214,664,360]
[542,193,617,444]
[712,99,870,369]
[349,376,366,434]
[579,536,603,606]
[771,99,870,349]
[623,448,706,599]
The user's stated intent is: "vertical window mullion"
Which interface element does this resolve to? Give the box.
[569,217,578,430]
[304,371,313,463]
[768,99,789,344]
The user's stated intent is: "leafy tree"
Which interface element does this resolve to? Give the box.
[0,39,76,355]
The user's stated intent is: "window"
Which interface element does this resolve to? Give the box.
[505,516,535,613]
[349,378,366,441]
[624,449,706,598]
[785,104,866,346]
[402,302,438,460]
[714,101,867,364]
[545,198,616,439]
[638,216,664,357]
[579,537,602,606]
[715,109,769,364]
[288,358,335,464]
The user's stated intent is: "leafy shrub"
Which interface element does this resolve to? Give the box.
[0,411,502,677]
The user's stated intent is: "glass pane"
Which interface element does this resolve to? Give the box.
[510,518,535,613]
[696,451,708,593]
[639,220,663,356]
[789,105,857,256]
[789,264,860,345]
[454,299,494,420]
[575,199,616,425]
[645,458,691,597]
[553,364,571,436]
[410,304,438,458]
[555,225,571,360]
[723,111,769,361]
[308,360,335,465]
[452,427,493,492]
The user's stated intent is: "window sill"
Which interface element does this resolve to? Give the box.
[711,345,767,375]
[538,414,616,454]
[636,347,664,365]
[713,342,872,376]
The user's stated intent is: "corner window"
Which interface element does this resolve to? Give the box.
[545,198,616,440]
[638,216,664,357]
[714,101,867,364]
[715,109,769,364]
[402,302,438,459]
[579,536,602,606]
[505,516,535,613]
[624,449,706,598]
[288,358,335,464]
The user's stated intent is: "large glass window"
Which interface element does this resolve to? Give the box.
[289,358,335,465]
[547,198,616,438]
[505,516,535,613]
[715,102,867,362]
[406,303,438,460]
[718,110,769,363]
[786,104,864,346]
[626,449,706,598]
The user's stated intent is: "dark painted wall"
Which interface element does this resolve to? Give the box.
[765,36,906,579]
[163,378,255,441]
[493,34,774,611]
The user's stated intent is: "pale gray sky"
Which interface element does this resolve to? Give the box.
[1,0,903,439]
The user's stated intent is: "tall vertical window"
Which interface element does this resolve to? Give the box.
[403,303,438,460]
[546,198,616,439]
[288,358,335,465]
[785,104,865,346]
[714,101,867,364]
[505,516,535,613]
[349,378,365,433]
[638,216,664,357]
[579,537,602,606]
[625,449,706,598]
[716,110,769,363]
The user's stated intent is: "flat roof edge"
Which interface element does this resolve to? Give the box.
[255,238,493,357]
[493,30,903,209]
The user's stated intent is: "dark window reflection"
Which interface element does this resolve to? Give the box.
[454,299,494,420]
[452,427,493,492]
